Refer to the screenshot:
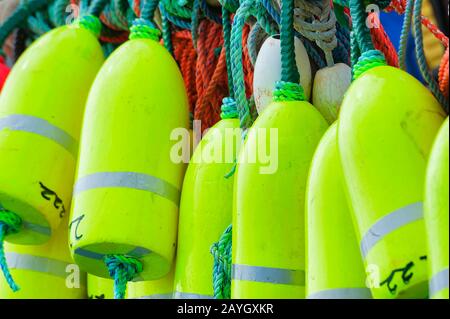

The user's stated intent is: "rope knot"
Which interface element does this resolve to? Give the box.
[220,97,238,119]
[105,254,143,299]
[75,15,102,38]
[211,225,232,299]
[0,207,22,292]
[273,81,305,102]
[129,18,161,41]
[353,49,387,80]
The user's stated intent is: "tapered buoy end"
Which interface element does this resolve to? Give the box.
[105,255,143,299]
[211,225,232,299]
[129,19,161,41]
[74,15,102,38]
[0,208,22,292]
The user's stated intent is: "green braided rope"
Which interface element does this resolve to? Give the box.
[161,9,174,54]
[352,49,386,80]
[162,0,192,19]
[129,18,161,40]
[211,224,232,299]
[279,0,299,84]
[221,97,238,119]
[88,0,111,16]
[0,208,22,292]
[230,0,255,131]
[272,81,305,102]
[398,0,414,71]
[222,5,234,98]
[349,0,373,54]
[75,14,102,37]
[190,0,201,48]
[105,254,143,299]
[141,0,160,21]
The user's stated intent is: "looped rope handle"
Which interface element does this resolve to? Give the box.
[105,254,143,299]
[0,208,22,292]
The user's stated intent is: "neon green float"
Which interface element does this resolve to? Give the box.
[174,114,240,299]
[424,117,449,299]
[69,21,189,285]
[231,100,328,299]
[87,275,114,299]
[306,123,370,299]
[0,22,104,244]
[0,215,87,299]
[127,267,174,299]
[338,66,446,299]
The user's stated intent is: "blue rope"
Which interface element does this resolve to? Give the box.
[159,2,191,29]
[398,0,414,70]
[201,0,222,24]
[412,0,448,108]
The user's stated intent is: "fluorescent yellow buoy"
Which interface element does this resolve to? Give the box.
[231,100,328,299]
[338,66,446,299]
[306,123,371,299]
[69,25,189,282]
[312,63,351,124]
[127,267,174,299]
[253,36,311,114]
[87,275,114,299]
[424,117,449,299]
[174,117,240,299]
[0,22,104,245]
[0,215,87,299]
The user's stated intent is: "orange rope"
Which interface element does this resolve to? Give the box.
[369,13,399,67]
[439,47,449,98]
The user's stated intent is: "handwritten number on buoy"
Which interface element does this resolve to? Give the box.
[39,182,66,218]
[69,214,84,247]
[380,256,427,295]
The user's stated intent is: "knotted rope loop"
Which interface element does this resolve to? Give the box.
[211,225,232,299]
[352,49,386,80]
[129,18,161,40]
[292,0,338,66]
[273,80,305,102]
[105,254,143,299]
[0,208,22,292]
[75,14,102,38]
[221,97,238,119]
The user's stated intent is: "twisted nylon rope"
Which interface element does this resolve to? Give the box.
[412,0,447,109]
[211,225,232,299]
[349,0,386,80]
[398,0,414,70]
[292,0,338,66]
[0,209,22,292]
[129,17,161,40]
[105,255,143,299]
[272,0,304,102]
[439,47,448,99]
[76,14,103,37]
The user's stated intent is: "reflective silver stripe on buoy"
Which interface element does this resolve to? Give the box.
[360,202,423,259]
[136,293,173,299]
[73,172,180,206]
[173,292,214,299]
[5,252,78,279]
[429,268,449,297]
[232,264,305,286]
[22,220,51,237]
[0,114,78,157]
[307,288,372,299]
[74,246,151,261]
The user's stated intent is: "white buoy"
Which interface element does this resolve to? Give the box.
[253,35,311,114]
[312,63,351,124]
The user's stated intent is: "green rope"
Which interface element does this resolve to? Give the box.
[88,0,111,16]
[220,97,238,119]
[74,14,102,37]
[279,0,299,84]
[161,8,174,54]
[129,18,161,40]
[190,0,201,48]
[104,254,143,299]
[141,0,160,22]
[222,5,234,98]
[398,0,414,70]
[272,81,305,102]
[0,208,22,292]
[211,224,232,299]
[349,0,386,79]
